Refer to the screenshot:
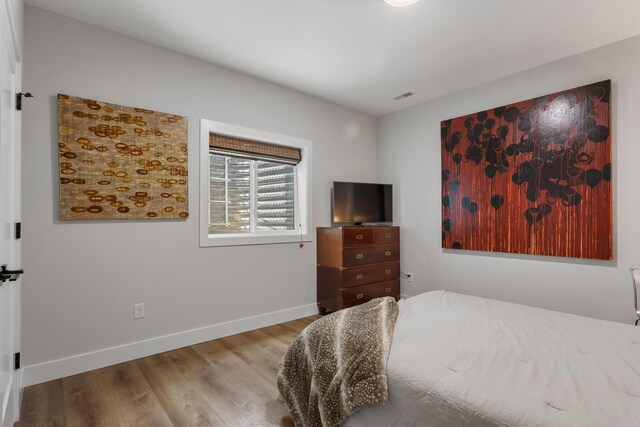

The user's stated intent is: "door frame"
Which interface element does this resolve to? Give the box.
[1,0,23,423]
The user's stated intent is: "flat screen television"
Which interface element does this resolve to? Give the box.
[332,181,392,225]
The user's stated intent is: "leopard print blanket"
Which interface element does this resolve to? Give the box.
[277,297,399,427]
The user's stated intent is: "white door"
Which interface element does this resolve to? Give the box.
[0,2,21,425]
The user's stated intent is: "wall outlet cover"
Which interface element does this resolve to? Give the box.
[134,303,145,319]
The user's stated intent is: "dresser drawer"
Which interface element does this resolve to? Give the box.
[342,279,400,306]
[343,244,400,266]
[343,261,400,287]
[343,228,374,246]
[374,227,399,245]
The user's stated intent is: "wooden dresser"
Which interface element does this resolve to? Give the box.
[316,226,400,314]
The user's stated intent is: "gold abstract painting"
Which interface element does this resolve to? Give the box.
[58,94,188,220]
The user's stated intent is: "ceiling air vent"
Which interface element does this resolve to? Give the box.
[393,92,413,101]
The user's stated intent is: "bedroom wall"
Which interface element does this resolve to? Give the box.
[21,6,378,378]
[380,35,640,324]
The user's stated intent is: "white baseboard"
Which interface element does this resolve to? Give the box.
[22,302,318,387]
[15,368,23,423]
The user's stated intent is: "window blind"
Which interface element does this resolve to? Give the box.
[210,133,301,165]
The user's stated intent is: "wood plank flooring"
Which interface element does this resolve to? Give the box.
[17,315,320,427]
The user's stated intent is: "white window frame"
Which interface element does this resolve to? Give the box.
[200,119,313,247]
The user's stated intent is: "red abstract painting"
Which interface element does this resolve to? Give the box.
[441,80,612,260]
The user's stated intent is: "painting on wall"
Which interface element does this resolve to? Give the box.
[58,94,189,220]
[441,80,612,260]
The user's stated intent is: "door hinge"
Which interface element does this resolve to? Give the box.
[15,222,21,240]
[14,352,20,370]
[16,92,33,111]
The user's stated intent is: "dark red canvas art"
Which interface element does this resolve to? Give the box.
[441,80,612,260]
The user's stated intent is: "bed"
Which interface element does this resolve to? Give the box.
[344,291,640,427]
[339,291,640,426]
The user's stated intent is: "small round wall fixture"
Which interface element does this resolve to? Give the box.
[384,0,421,7]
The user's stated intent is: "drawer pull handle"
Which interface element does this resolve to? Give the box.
[356,274,364,280]
[385,233,391,238]
[356,234,363,240]
[385,287,392,293]
[385,251,392,256]
[356,254,364,259]
[385,269,392,275]
[356,293,364,299]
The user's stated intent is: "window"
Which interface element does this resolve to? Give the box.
[208,156,295,234]
[200,119,312,247]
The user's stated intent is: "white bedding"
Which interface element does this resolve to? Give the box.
[344,291,640,426]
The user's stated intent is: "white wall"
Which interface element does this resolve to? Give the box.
[21,6,378,371]
[380,35,640,324]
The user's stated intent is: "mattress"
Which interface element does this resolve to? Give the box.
[344,291,640,426]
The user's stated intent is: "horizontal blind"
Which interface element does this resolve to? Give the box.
[210,133,301,165]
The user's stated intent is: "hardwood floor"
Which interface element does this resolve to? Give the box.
[17,315,320,427]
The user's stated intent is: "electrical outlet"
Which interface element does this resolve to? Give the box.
[134,303,145,319]
[406,272,414,283]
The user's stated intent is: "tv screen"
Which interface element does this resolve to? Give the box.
[332,182,392,225]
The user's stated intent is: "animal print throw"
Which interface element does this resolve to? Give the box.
[277,297,399,427]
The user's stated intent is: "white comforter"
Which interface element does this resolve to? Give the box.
[345,291,640,426]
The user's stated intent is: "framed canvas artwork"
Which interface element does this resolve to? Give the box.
[58,94,188,220]
[441,80,612,259]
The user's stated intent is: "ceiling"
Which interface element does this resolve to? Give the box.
[27,0,640,116]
